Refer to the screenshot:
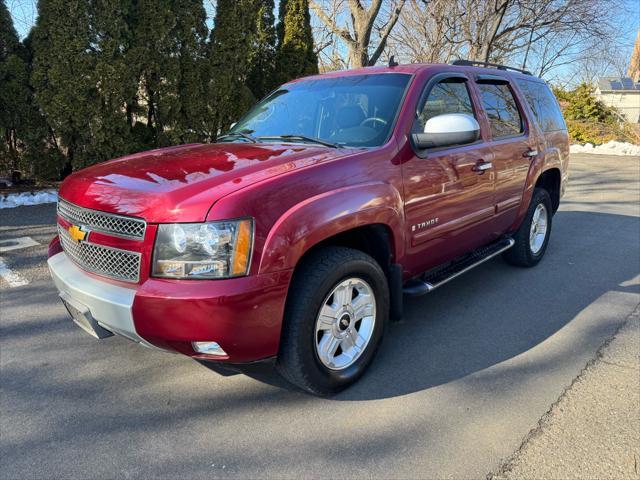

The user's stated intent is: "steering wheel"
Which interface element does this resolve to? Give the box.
[360,117,388,128]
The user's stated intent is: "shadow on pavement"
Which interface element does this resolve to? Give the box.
[335,210,639,399]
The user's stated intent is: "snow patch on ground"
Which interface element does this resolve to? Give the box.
[570,141,640,156]
[0,190,58,209]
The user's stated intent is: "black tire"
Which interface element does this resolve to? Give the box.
[276,246,389,396]
[503,188,553,267]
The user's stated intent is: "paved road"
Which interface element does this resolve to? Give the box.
[1,153,639,479]
[492,306,639,479]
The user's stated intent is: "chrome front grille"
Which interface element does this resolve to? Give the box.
[58,225,141,283]
[57,199,146,240]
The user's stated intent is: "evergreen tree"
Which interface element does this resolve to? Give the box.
[0,0,25,167]
[18,32,64,179]
[172,0,209,143]
[247,0,277,100]
[560,83,617,123]
[126,0,181,147]
[31,0,98,171]
[275,0,317,84]
[90,0,139,159]
[1,0,61,178]
[126,0,209,146]
[208,0,258,137]
[276,0,287,48]
[4,0,286,178]
[0,0,15,59]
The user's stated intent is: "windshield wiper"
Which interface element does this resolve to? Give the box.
[217,132,257,143]
[257,135,339,148]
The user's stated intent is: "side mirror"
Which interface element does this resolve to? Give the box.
[411,113,480,149]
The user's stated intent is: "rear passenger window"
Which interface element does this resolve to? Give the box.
[478,83,524,138]
[517,80,567,132]
[416,80,475,132]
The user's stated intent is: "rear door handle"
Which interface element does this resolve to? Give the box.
[524,149,538,157]
[472,161,493,173]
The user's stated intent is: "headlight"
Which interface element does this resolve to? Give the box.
[152,219,253,279]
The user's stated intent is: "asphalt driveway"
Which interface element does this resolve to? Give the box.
[1,153,639,479]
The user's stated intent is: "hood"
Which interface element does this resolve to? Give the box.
[59,143,352,222]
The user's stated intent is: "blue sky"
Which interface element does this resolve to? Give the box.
[7,0,640,83]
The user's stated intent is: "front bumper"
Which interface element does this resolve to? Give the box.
[48,251,293,362]
[48,252,167,351]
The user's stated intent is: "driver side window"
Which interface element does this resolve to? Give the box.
[416,80,475,132]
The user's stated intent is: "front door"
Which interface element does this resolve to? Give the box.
[403,74,496,275]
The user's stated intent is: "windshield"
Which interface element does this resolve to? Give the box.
[226,73,411,148]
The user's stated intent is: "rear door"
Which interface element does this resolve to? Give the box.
[472,75,537,234]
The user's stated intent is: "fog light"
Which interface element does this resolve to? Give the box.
[192,341,227,356]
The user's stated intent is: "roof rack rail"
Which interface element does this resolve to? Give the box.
[450,59,532,76]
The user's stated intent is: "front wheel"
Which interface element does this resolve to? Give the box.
[276,247,389,396]
[503,188,553,267]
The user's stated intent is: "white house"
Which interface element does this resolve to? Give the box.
[595,77,640,123]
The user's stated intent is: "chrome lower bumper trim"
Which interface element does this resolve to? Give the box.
[48,252,169,352]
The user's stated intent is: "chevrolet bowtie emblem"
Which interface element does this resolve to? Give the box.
[68,225,88,243]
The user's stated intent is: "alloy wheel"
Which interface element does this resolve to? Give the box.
[314,277,376,370]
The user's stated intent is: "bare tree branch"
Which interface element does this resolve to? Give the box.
[310,0,355,46]
[310,0,407,67]
[368,0,406,65]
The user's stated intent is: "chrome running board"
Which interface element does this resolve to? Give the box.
[403,237,515,296]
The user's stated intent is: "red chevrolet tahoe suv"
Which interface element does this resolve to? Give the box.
[48,61,569,395]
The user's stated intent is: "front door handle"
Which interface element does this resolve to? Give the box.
[472,161,493,173]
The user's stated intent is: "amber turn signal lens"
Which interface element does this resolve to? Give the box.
[231,219,253,276]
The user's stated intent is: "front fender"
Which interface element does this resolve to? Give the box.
[258,182,404,274]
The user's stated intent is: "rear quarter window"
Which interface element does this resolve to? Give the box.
[517,80,567,132]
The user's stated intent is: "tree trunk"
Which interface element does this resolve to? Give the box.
[480,0,510,62]
[310,0,405,68]
[350,44,369,68]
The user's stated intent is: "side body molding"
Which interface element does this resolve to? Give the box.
[259,182,405,274]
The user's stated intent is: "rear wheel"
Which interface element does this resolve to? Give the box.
[277,247,389,396]
[503,188,553,267]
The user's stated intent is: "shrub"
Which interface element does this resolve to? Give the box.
[566,120,617,145]
[554,83,617,123]
[553,83,638,145]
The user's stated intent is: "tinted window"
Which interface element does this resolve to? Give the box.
[517,80,567,132]
[228,73,410,147]
[478,83,524,138]
[416,80,475,132]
